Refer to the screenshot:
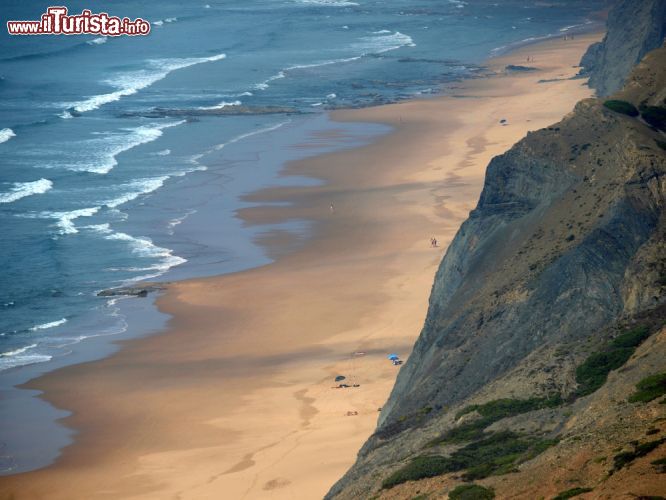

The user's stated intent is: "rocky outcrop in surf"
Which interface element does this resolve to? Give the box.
[119,105,300,119]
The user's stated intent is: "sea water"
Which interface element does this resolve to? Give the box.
[0,0,602,393]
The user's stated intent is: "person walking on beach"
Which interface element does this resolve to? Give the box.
[430,236,438,248]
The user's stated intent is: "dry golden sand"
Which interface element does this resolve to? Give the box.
[0,33,601,500]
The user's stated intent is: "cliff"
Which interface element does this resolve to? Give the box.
[580,0,666,96]
[327,46,666,500]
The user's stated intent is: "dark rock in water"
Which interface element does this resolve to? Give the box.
[97,285,164,298]
[119,105,301,119]
[579,0,666,96]
[505,65,538,72]
[65,107,82,117]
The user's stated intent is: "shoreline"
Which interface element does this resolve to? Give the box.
[0,32,603,499]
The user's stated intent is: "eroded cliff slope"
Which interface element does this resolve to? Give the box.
[327,45,666,500]
[580,0,666,96]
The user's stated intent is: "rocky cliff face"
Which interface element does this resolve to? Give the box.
[327,46,666,500]
[580,0,666,96]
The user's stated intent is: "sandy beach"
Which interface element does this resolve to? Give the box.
[0,32,601,499]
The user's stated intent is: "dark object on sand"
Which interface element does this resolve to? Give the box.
[500,118,507,124]
[505,64,537,72]
[335,375,346,382]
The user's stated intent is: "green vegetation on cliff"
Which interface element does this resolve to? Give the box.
[612,437,666,471]
[552,487,593,500]
[640,105,666,131]
[430,396,562,446]
[628,372,666,403]
[603,100,638,116]
[382,432,557,489]
[575,326,651,397]
[449,484,495,500]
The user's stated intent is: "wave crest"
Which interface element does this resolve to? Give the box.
[0,178,53,204]
[65,53,226,114]
[0,128,16,144]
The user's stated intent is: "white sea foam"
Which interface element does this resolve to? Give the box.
[353,31,415,54]
[0,342,51,370]
[30,318,67,331]
[296,0,359,5]
[84,223,112,234]
[87,36,107,45]
[286,56,361,71]
[490,25,581,57]
[152,149,171,156]
[0,178,53,203]
[1,344,38,356]
[254,71,285,90]
[0,128,16,144]
[167,209,196,235]
[257,32,414,92]
[214,120,291,151]
[105,231,186,279]
[255,55,362,91]
[560,25,577,32]
[65,53,226,114]
[198,100,242,111]
[33,206,101,234]
[152,20,164,26]
[104,176,169,208]
[52,120,185,174]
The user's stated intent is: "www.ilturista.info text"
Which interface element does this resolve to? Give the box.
[7,7,151,36]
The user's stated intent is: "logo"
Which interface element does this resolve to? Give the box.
[7,6,151,36]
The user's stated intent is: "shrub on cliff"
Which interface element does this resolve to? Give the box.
[575,326,651,396]
[383,432,558,489]
[603,99,639,116]
[613,437,666,471]
[449,484,495,500]
[430,395,563,446]
[552,487,593,499]
[628,372,666,403]
[640,105,666,131]
[382,456,450,489]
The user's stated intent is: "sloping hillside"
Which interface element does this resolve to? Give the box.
[580,0,666,96]
[327,44,666,500]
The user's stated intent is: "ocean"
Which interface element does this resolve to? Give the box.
[0,0,601,472]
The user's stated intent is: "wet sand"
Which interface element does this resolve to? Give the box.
[0,32,601,499]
